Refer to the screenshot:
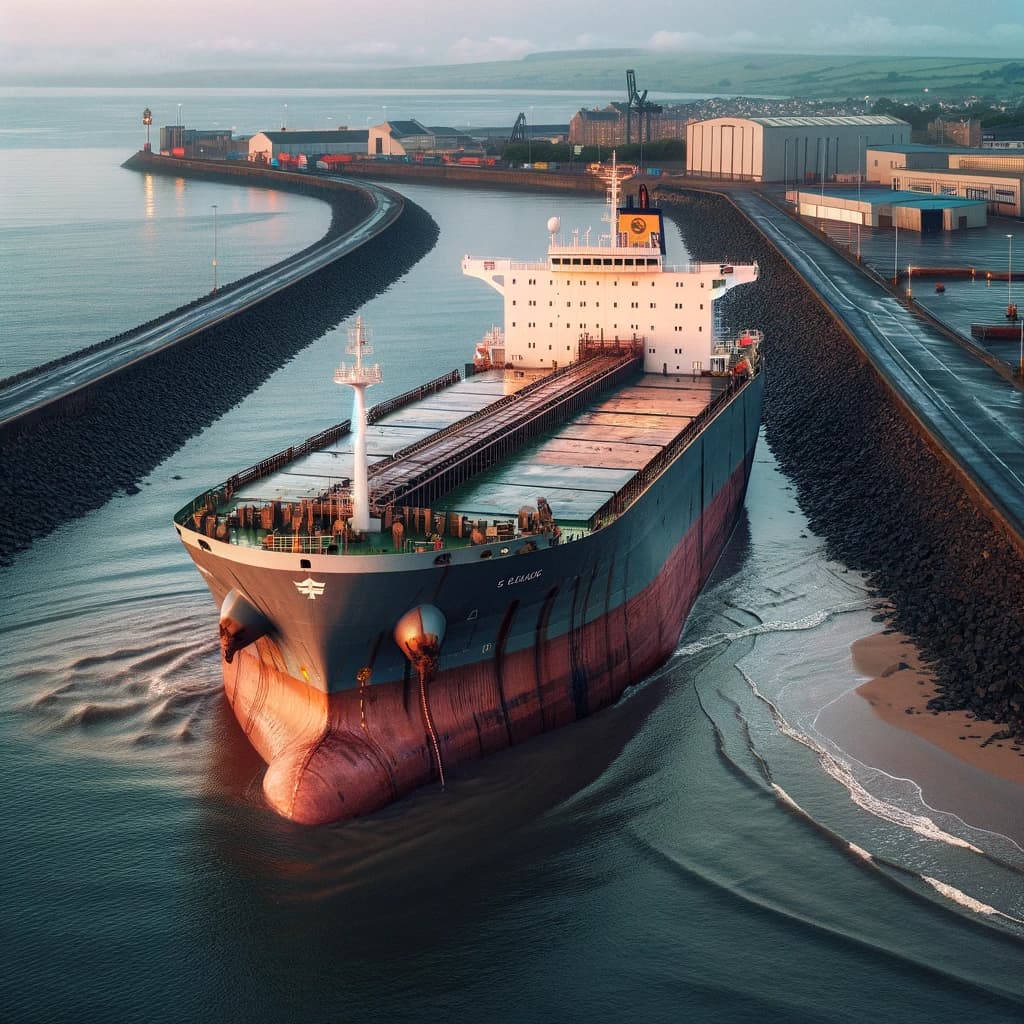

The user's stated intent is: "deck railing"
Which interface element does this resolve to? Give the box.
[173,369,460,526]
[589,372,754,531]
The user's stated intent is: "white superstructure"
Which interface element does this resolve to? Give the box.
[462,162,758,375]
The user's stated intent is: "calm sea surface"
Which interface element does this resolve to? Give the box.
[1,90,1022,1023]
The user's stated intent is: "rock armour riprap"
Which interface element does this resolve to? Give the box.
[0,199,439,564]
[660,187,1024,740]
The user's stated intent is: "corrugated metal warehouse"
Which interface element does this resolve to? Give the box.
[686,115,911,183]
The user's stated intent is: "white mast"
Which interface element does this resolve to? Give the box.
[333,316,382,533]
[602,151,622,246]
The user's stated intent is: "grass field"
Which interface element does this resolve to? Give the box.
[27,49,1024,103]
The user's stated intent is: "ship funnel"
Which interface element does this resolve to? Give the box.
[219,589,272,663]
[394,604,447,665]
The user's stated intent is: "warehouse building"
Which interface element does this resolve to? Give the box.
[368,120,480,159]
[686,115,910,183]
[248,129,369,165]
[791,189,987,232]
[866,144,1024,217]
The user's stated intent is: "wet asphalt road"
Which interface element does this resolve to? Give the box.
[734,191,1024,543]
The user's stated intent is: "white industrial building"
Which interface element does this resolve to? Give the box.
[866,144,1024,218]
[248,129,368,164]
[686,116,911,183]
[368,119,480,159]
[791,189,987,232]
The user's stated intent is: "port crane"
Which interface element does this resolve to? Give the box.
[625,70,663,145]
[509,112,527,144]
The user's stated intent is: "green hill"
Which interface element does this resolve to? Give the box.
[15,49,1024,102]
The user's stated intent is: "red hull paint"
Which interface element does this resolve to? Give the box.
[224,451,754,824]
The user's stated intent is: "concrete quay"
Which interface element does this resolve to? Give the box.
[724,187,1024,549]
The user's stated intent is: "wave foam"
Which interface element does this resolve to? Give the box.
[922,877,1024,924]
[678,605,860,657]
[741,668,984,855]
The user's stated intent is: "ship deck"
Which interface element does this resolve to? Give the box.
[211,367,727,552]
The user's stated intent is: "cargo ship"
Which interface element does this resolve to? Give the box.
[175,167,762,824]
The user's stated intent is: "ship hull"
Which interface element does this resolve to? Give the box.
[206,373,762,824]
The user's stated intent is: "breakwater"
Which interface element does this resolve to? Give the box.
[659,187,1024,740]
[0,163,439,564]
[321,159,608,195]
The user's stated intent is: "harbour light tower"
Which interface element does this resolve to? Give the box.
[334,316,382,533]
[142,107,152,151]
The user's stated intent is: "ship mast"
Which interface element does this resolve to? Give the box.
[333,316,382,533]
[602,151,621,246]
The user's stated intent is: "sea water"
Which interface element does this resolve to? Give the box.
[1,89,1022,1023]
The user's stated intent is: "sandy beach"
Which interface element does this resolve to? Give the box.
[815,631,1024,847]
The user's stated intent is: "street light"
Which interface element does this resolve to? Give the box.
[177,103,183,152]
[893,219,899,287]
[818,137,825,201]
[1007,234,1014,318]
[856,134,865,259]
[211,205,218,293]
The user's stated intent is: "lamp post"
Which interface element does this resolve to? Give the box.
[856,134,864,259]
[177,103,182,152]
[211,204,218,293]
[528,106,534,166]
[893,219,899,288]
[1007,234,1014,318]
[142,107,152,151]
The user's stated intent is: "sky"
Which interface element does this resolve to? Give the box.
[3,0,1023,77]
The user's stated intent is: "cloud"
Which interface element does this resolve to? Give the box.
[647,31,705,52]
[445,36,536,64]
[646,29,779,53]
[805,16,1021,55]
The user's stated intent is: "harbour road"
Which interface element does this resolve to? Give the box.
[735,191,1024,544]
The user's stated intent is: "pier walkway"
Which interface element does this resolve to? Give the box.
[734,190,1024,545]
[0,177,401,432]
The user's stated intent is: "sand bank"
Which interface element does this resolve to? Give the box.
[815,631,1024,847]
